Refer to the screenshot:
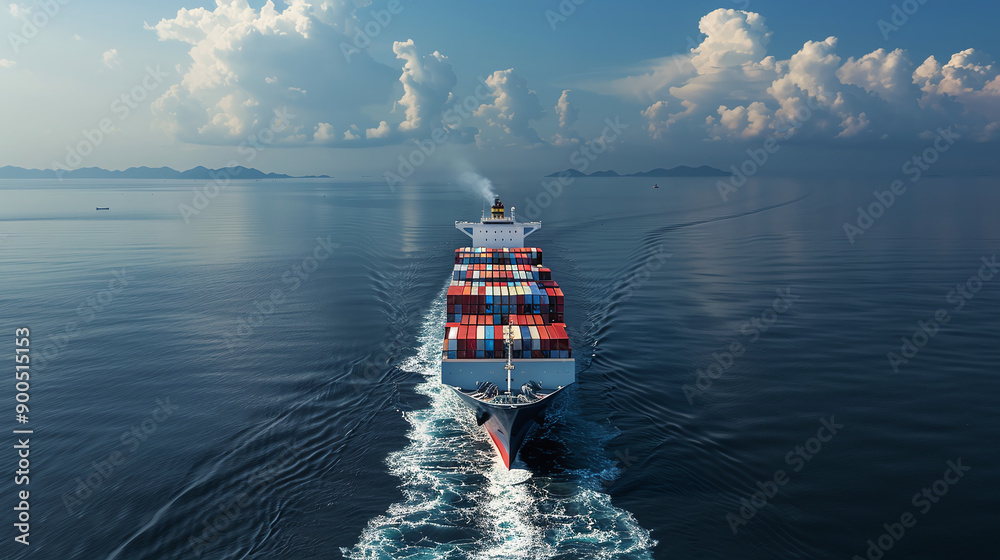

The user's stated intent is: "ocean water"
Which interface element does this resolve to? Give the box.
[1,176,998,559]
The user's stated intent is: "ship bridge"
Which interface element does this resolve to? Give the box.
[455,197,540,249]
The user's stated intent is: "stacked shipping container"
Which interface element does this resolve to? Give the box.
[442,247,572,360]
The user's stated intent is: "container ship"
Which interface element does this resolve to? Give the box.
[441,198,575,468]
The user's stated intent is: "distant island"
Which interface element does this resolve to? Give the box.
[0,165,329,180]
[545,165,728,178]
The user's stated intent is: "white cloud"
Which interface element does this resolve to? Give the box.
[915,49,997,97]
[149,0,399,145]
[313,122,334,143]
[393,39,457,136]
[8,3,28,18]
[836,112,870,138]
[475,68,545,144]
[772,37,841,106]
[837,48,916,104]
[641,100,670,139]
[710,101,772,139]
[102,48,121,68]
[366,120,390,139]
[618,8,1000,143]
[555,89,578,129]
[549,132,579,146]
[690,8,772,73]
[148,1,477,148]
[0,59,15,68]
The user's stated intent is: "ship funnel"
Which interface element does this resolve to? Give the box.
[491,197,505,219]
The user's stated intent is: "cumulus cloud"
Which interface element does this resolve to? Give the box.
[393,39,457,136]
[837,48,916,104]
[641,100,670,139]
[555,89,578,128]
[593,8,1000,144]
[102,48,121,68]
[149,0,399,144]
[549,132,579,146]
[313,122,334,143]
[148,1,475,148]
[475,68,545,144]
[690,8,771,73]
[916,49,997,97]
[711,102,772,139]
[366,120,390,139]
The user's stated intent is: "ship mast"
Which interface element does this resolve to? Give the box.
[504,316,515,396]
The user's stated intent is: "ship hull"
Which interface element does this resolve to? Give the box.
[441,222,575,469]
[452,387,565,468]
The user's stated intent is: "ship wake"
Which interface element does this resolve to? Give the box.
[343,283,656,559]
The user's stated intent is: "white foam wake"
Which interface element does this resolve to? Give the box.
[343,284,656,559]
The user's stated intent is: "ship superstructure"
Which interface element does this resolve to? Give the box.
[442,198,575,468]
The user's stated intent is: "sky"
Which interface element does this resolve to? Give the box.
[1,0,999,180]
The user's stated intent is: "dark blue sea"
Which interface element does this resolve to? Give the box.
[1,175,998,559]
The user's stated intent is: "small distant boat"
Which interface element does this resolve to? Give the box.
[652,184,659,189]
[96,207,110,210]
